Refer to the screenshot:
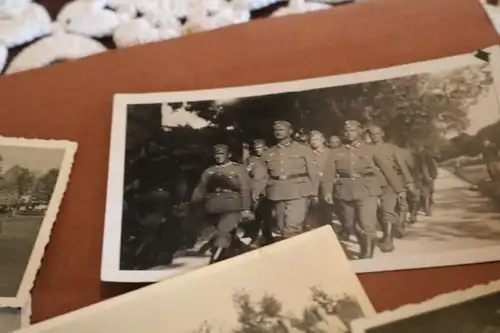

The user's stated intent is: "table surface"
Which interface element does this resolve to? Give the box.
[1,0,500,324]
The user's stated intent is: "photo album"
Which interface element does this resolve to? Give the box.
[15,226,375,333]
[0,138,77,308]
[102,44,500,284]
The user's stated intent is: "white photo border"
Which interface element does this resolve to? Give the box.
[102,45,500,282]
[0,138,77,307]
[350,278,500,333]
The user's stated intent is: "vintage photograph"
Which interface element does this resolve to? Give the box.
[0,298,31,333]
[0,138,77,307]
[102,46,500,281]
[350,279,500,333]
[18,227,375,333]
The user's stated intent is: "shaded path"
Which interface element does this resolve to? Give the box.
[342,168,500,258]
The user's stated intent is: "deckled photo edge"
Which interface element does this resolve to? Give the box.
[102,45,500,282]
[18,226,367,333]
[350,278,500,333]
[0,138,77,307]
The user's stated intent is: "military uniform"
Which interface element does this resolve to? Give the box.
[400,148,424,223]
[309,146,332,226]
[253,140,319,239]
[371,142,414,249]
[191,161,252,249]
[416,151,438,216]
[321,141,405,258]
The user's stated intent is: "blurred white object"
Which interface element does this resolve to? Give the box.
[0,43,6,73]
[5,29,107,74]
[113,18,181,48]
[0,0,32,18]
[104,0,158,19]
[0,2,52,48]
[481,0,500,34]
[57,0,121,38]
[232,0,284,11]
[272,0,331,16]
[183,4,251,34]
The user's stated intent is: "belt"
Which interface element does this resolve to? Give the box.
[270,173,308,181]
[337,171,375,178]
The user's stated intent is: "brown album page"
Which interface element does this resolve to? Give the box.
[0,0,499,324]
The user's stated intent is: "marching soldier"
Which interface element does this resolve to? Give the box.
[366,125,415,249]
[327,135,342,149]
[245,139,274,248]
[321,120,405,259]
[308,130,332,227]
[191,144,253,263]
[416,145,438,216]
[400,146,424,224]
[253,120,319,240]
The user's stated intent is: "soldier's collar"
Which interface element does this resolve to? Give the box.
[346,141,362,149]
[277,140,293,148]
[216,161,232,168]
[313,146,326,153]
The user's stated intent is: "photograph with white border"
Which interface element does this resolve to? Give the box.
[102,45,500,282]
[0,138,77,307]
[351,278,500,333]
[0,296,32,333]
[18,226,376,333]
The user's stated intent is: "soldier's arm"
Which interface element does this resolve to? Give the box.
[303,147,320,196]
[237,166,252,211]
[191,169,211,202]
[251,158,269,198]
[373,152,405,194]
[394,149,414,185]
[320,151,336,196]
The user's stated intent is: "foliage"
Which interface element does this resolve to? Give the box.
[191,287,364,333]
[0,165,59,205]
[171,63,492,153]
[33,168,59,202]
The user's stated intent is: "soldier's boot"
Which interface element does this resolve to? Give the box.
[359,235,376,259]
[209,246,224,264]
[423,197,432,216]
[378,223,395,253]
[393,213,406,239]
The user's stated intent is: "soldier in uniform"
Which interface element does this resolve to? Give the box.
[245,139,274,248]
[253,120,319,240]
[400,145,424,224]
[307,130,333,228]
[321,120,405,259]
[366,125,415,249]
[191,144,253,263]
[416,145,438,216]
[327,135,342,149]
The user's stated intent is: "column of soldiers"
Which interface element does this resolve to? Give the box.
[190,119,438,263]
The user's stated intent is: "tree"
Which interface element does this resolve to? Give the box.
[2,165,35,202]
[33,168,59,202]
[172,63,492,154]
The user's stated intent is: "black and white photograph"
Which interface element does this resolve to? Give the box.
[0,298,31,333]
[18,227,375,333]
[350,279,500,333]
[102,45,500,282]
[0,138,77,307]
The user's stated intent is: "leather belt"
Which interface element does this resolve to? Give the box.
[270,173,308,181]
[337,171,375,178]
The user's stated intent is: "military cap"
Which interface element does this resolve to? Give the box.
[366,125,384,134]
[309,130,325,138]
[253,139,266,146]
[344,120,361,130]
[273,120,292,128]
[213,144,230,153]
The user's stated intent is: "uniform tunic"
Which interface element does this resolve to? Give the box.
[253,141,319,238]
[371,142,414,225]
[320,142,405,236]
[191,161,252,248]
